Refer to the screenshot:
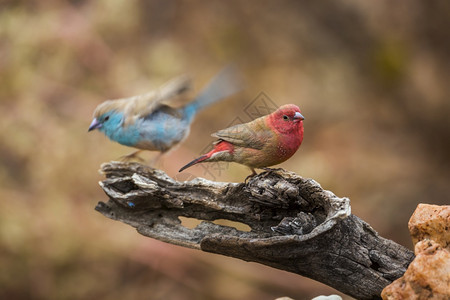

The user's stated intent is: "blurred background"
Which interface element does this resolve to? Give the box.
[1,0,449,299]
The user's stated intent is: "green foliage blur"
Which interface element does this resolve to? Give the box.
[1,1,449,299]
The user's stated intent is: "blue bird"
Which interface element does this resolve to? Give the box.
[88,66,242,161]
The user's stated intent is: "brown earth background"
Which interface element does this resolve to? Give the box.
[1,1,449,299]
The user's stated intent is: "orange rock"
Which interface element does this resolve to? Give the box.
[408,204,450,249]
[382,204,450,300]
[382,240,449,299]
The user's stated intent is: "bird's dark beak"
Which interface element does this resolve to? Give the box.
[88,118,102,132]
[294,112,305,121]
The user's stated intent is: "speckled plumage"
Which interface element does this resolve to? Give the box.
[179,104,304,173]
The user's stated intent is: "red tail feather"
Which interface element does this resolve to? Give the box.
[179,141,233,172]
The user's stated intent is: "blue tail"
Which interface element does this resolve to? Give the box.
[183,65,243,121]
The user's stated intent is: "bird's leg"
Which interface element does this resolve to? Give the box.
[119,150,145,162]
[258,167,284,179]
[149,152,164,167]
[244,168,258,184]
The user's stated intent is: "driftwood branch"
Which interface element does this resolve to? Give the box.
[95,162,414,299]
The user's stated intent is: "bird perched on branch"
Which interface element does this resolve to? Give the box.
[88,66,242,161]
[179,104,304,178]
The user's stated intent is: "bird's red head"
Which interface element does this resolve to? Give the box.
[268,104,305,136]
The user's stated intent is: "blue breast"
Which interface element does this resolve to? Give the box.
[101,109,191,151]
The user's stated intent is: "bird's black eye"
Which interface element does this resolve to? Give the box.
[283,115,289,120]
[104,116,110,121]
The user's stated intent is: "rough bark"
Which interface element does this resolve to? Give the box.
[95,162,415,300]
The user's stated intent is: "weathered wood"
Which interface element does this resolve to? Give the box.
[95,162,414,299]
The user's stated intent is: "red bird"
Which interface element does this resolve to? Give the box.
[179,104,305,177]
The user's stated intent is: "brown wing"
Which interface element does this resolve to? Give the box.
[93,75,191,127]
[212,118,270,150]
[123,75,191,119]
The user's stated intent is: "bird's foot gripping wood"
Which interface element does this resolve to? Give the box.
[244,167,258,183]
[95,162,414,299]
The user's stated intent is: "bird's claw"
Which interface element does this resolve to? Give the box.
[244,173,257,184]
[244,168,258,184]
[119,151,145,162]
